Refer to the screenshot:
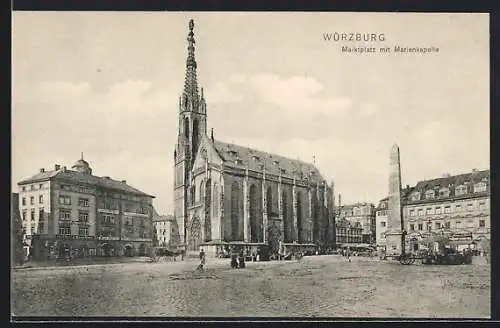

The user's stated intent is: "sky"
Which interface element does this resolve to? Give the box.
[12,12,489,214]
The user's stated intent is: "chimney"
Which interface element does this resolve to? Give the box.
[338,193,342,208]
[54,164,61,171]
[39,168,45,173]
[62,166,67,172]
[121,180,127,184]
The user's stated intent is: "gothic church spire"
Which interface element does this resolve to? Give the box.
[182,19,199,110]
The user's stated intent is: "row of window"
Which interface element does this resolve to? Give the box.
[409,182,488,201]
[408,219,486,232]
[21,183,46,192]
[22,208,44,221]
[409,201,487,217]
[59,209,89,222]
[21,195,44,206]
[58,226,89,237]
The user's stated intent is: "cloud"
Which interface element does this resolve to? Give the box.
[357,103,379,119]
[35,81,91,103]
[205,82,244,103]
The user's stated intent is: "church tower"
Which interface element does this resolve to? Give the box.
[174,19,208,245]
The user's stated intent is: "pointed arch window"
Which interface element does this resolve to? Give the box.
[296,191,303,242]
[199,179,205,203]
[183,117,190,138]
[212,183,219,218]
[250,184,263,242]
[190,185,196,206]
[266,186,273,216]
[230,181,242,241]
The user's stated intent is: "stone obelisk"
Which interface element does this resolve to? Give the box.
[385,144,404,256]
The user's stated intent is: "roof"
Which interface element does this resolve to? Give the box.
[402,169,489,203]
[212,139,326,182]
[18,170,60,184]
[18,169,154,198]
[412,170,489,192]
[153,214,175,222]
[73,159,90,167]
[338,202,375,210]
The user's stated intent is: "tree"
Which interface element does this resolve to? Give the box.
[11,194,24,266]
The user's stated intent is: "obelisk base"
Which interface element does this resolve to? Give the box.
[385,231,404,256]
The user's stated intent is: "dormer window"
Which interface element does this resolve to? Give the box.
[410,192,421,201]
[439,187,450,197]
[455,185,468,196]
[227,150,238,156]
[280,168,286,174]
[234,159,243,165]
[252,155,260,161]
[273,160,279,166]
[474,182,487,193]
[425,190,435,199]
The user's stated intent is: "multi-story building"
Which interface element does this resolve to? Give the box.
[375,197,388,248]
[152,210,180,247]
[17,156,155,260]
[336,203,376,244]
[376,169,490,252]
[335,217,363,245]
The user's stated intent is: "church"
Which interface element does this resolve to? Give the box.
[173,20,335,257]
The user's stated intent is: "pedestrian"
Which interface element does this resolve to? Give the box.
[197,248,206,271]
[238,249,246,268]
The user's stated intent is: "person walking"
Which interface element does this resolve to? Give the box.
[198,248,206,271]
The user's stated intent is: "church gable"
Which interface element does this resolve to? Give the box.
[192,136,224,172]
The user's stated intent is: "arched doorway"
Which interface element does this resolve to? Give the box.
[188,217,202,251]
[81,243,89,258]
[58,243,71,259]
[138,243,146,256]
[250,184,263,242]
[124,244,133,257]
[102,243,113,257]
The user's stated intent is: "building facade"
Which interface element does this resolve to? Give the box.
[152,211,180,247]
[336,203,376,244]
[173,20,335,257]
[375,197,388,248]
[335,217,363,245]
[402,169,490,252]
[17,156,155,260]
[376,169,490,252]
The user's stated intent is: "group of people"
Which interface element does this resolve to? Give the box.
[230,249,246,269]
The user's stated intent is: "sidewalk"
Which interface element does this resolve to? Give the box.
[11,256,152,271]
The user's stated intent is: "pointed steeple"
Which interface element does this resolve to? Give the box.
[182,19,199,110]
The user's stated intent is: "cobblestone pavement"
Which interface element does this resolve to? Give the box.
[11,255,490,318]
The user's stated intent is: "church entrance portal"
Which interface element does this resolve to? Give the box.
[188,217,202,251]
[124,245,133,257]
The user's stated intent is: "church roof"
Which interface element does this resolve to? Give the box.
[212,139,326,182]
